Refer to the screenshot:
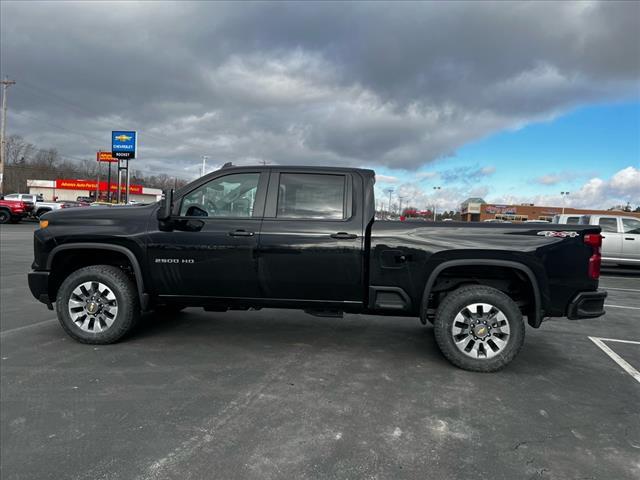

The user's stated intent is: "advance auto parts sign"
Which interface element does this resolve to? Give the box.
[111,131,136,159]
[55,179,142,194]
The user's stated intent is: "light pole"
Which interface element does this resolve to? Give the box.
[201,155,208,177]
[433,186,441,221]
[560,191,570,215]
[384,188,394,218]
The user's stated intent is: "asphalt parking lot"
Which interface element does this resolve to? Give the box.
[1,222,639,480]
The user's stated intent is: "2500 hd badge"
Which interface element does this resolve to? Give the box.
[154,258,195,264]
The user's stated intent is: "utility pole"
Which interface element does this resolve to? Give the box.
[0,77,16,195]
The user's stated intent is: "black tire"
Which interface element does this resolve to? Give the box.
[433,285,525,372]
[35,208,51,219]
[55,265,140,344]
[0,209,10,224]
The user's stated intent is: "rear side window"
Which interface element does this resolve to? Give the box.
[598,217,618,233]
[277,173,345,219]
[566,216,580,224]
[622,218,640,234]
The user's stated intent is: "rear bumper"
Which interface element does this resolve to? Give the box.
[28,270,52,307]
[567,290,607,320]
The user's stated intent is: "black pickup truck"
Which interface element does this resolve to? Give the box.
[29,165,606,371]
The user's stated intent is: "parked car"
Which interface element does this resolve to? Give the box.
[0,199,29,224]
[2,193,36,215]
[3,193,91,218]
[553,214,640,266]
[29,165,606,372]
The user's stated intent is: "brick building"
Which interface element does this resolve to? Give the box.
[460,198,640,222]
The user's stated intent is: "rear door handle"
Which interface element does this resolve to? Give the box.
[625,237,635,240]
[229,229,254,237]
[330,232,358,240]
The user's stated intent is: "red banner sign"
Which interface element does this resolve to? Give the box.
[96,151,118,163]
[55,179,142,194]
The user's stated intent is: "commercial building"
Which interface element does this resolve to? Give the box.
[27,179,162,204]
[460,198,640,222]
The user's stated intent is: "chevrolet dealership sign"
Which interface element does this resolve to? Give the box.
[111,131,136,159]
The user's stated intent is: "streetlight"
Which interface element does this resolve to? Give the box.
[384,188,394,218]
[398,196,405,216]
[201,155,209,177]
[560,191,570,215]
[433,186,441,221]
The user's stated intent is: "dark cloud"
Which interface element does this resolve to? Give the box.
[1,1,638,178]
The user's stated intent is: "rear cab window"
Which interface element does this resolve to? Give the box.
[275,173,347,220]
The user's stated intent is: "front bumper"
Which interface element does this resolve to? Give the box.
[567,290,607,320]
[28,270,53,308]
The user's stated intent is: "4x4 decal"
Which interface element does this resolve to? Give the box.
[536,231,580,238]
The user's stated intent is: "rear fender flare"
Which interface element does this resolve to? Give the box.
[421,259,543,328]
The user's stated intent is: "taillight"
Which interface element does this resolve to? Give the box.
[584,233,602,279]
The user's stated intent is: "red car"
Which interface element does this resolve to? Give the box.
[0,198,29,224]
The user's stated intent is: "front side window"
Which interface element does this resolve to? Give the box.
[180,173,259,217]
[622,218,640,234]
[566,216,580,224]
[598,217,618,233]
[277,173,345,219]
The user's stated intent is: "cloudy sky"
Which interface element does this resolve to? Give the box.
[1,1,639,210]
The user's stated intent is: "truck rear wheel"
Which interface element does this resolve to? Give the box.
[55,265,140,344]
[433,285,525,372]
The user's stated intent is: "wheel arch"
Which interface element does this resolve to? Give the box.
[421,259,543,328]
[47,243,149,310]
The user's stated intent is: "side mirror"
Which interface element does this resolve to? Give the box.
[157,189,174,221]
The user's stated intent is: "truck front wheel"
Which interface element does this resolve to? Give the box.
[55,265,140,344]
[0,209,10,224]
[433,285,525,372]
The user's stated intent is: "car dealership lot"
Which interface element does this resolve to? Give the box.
[1,223,639,480]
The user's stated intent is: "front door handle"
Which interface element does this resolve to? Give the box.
[625,237,635,240]
[330,232,358,240]
[229,229,254,237]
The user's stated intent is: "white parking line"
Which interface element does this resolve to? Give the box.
[0,319,56,338]
[604,304,640,310]
[603,287,640,293]
[600,276,640,280]
[589,336,640,384]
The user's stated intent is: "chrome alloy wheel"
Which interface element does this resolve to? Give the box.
[68,281,118,333]
[451,303,510,359]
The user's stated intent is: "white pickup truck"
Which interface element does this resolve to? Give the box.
[553,213,640,266]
